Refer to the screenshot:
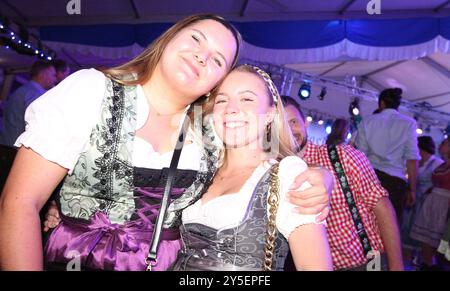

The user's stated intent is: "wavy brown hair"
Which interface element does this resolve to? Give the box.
[101,14,241,87]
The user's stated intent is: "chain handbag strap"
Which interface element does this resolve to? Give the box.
[326,145,372,257]
[263,163,280,271]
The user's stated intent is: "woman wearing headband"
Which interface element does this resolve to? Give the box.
[171,65,332,271]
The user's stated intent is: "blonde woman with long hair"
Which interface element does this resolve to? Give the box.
[171,65,332,271]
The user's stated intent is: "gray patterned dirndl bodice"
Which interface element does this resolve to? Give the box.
[56,76,221,226]
[170,165,289,271]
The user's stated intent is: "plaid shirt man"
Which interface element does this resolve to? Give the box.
[302,142,388,270]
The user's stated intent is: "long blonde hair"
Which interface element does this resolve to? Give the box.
[101,14,241,86]
[205,65,298,161]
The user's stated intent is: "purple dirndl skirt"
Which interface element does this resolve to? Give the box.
[44,187,185,271]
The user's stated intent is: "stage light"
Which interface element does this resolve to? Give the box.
[317,87,327,101]
[349,98,360,116]
[47,56,52,61]
[347,132,352,140]
[306,115,313,123]
[318,119,324,125]
[416,128,423,135]
[298,82,311,100]
[325,119,333,134]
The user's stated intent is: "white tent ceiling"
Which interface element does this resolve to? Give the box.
[1,0,450,128]
[285,52,450,114]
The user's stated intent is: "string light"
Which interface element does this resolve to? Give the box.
[0,19,55,60]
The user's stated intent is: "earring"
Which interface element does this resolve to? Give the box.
[205,92,211,98]
[266,122,272,142]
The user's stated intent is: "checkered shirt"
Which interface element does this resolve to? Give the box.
[303,142,388,270]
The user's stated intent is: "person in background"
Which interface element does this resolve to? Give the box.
[350,108,382,148]
[326,119,350,147]
[282,95,404,271]
[0,60,57,147]
[438,211,450,264]
[410,136,450,270]
[52,59,71,84]
[401,136,443,266]
[281,95,307,151]
[356,88,420,223]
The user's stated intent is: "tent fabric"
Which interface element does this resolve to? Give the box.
[40,16,450,63]
[45,36,450,65]
[241,36,450,63]
[45,41,143,60]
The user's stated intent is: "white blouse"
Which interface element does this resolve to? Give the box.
[15,68,201,174]
[182,156,324,240]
